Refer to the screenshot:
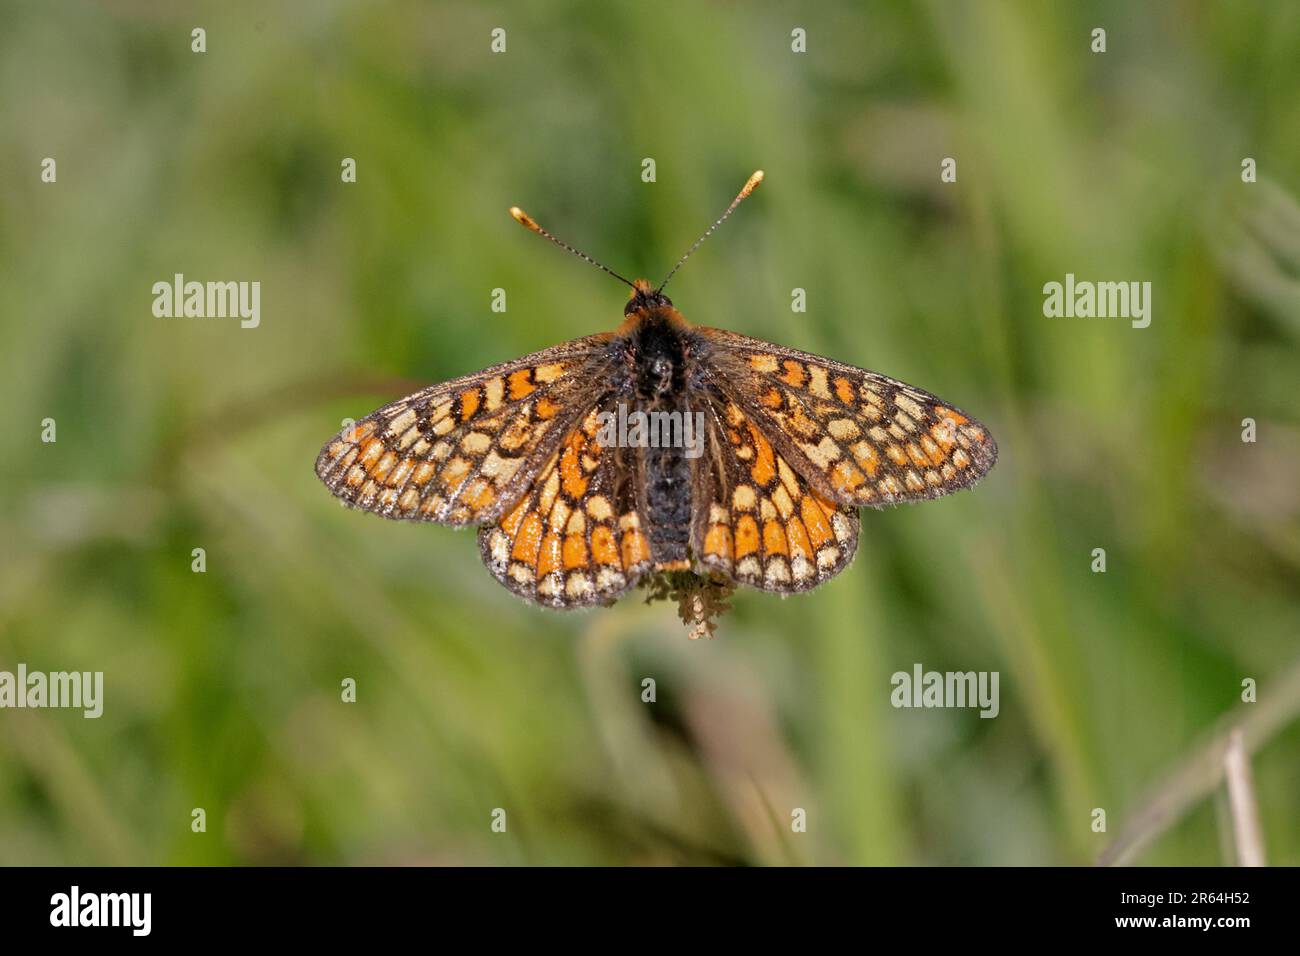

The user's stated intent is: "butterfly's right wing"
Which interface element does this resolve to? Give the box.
[315,335,617,526]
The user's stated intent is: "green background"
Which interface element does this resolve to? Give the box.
[2,1,1298,866]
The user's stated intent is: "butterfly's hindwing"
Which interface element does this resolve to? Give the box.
[315,336,615,526]
[478,400,653,608]
[690,387,859,592]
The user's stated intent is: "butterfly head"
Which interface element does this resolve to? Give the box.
[624,278,673,316]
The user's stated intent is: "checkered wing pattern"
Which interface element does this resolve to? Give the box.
[315,336,615,526]
[690,389,860,592]
[477,400,654,608]
[698,328,998,510]
[315,318,998,609]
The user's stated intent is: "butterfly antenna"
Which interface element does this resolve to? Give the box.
[656,169,764,294]
[509,205,636,290]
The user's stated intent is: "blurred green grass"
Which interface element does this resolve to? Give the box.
[1,0,1299,865]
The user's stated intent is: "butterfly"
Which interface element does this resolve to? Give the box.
[315,172,997,610]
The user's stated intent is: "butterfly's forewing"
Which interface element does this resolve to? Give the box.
[315,336,616,526]
[696,328,998,509]
[690,387,859,592]
[478,399,654,608]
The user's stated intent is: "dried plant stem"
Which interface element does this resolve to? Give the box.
[1098,655,1300,866]
[1223,728,1267,867]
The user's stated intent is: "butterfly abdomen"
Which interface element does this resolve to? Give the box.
[630,310,693,569]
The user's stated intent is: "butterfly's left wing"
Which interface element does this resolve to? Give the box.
[694,328,998,509]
